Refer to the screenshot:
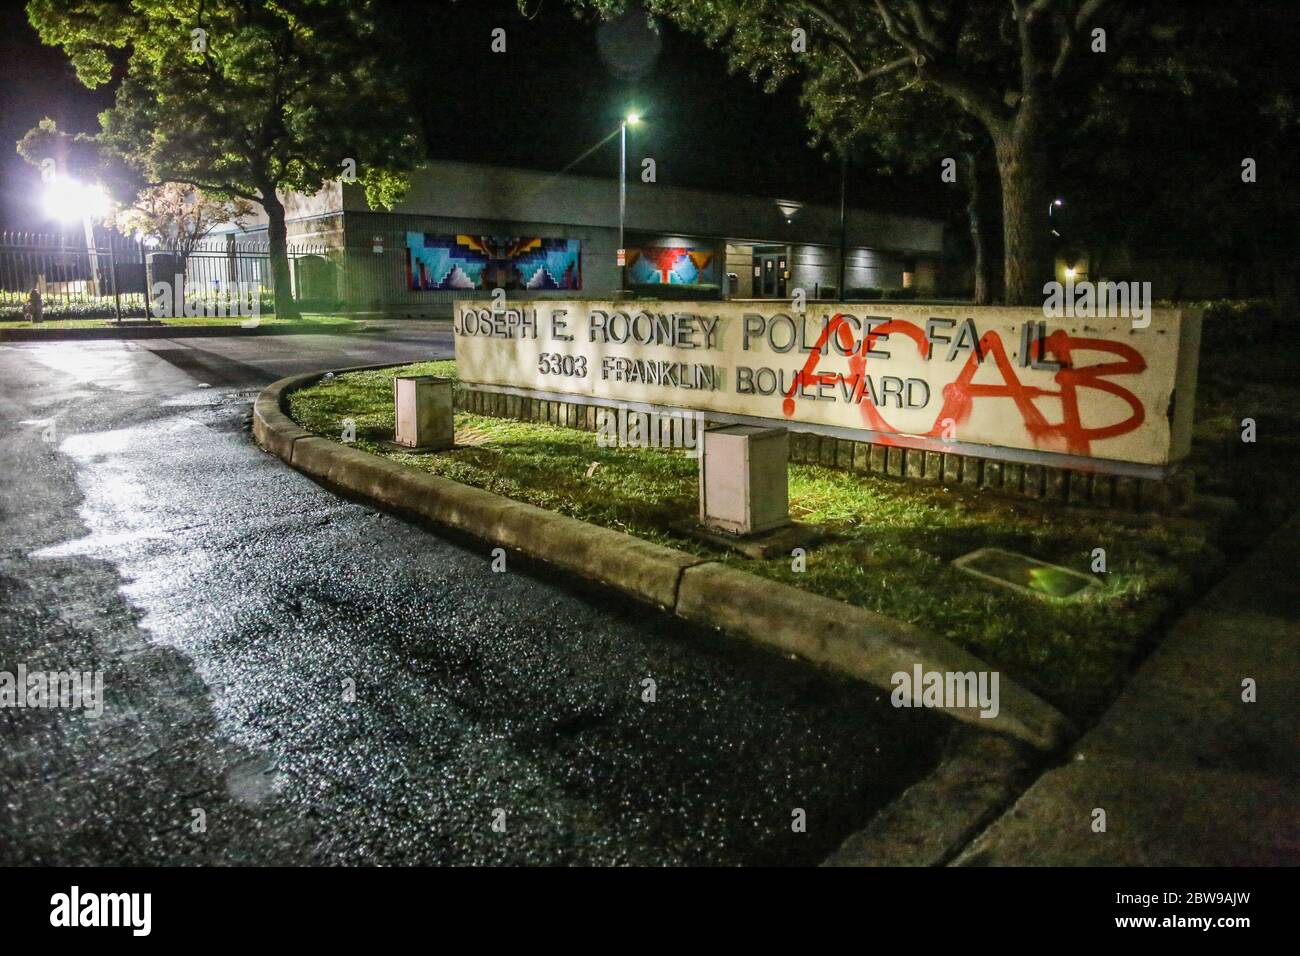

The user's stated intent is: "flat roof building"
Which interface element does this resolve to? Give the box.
[224,159,948,315]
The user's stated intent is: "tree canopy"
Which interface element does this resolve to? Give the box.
[25,0,425,316]
[566,1,1294,305]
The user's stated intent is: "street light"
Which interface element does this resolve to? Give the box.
[619,111,641,296]
[1049,197,1064,238]
[43,176,120,323]
[44,177,111,223]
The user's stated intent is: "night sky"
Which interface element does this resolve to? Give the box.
[0,0,952,233]
[0,4,115,232]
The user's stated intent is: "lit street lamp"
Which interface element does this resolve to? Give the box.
[43,176,121,323]
[44,177,110,224]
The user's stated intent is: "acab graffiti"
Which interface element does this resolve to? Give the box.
[781,314,1147,457]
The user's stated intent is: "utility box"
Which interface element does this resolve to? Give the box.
[699,424,790,535]
[393,375,454,450]
[145,252,184,317]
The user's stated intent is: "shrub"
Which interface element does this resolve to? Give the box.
[1179,298,1286,344]
[629,283,722,301]
[0,290,277,320]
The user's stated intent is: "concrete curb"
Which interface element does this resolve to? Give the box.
[254,367,1074,752]
[0,321,359,342]
[676,564,1071,751]
[823,731,1036,866]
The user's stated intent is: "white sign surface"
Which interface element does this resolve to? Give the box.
[453,300,1201,469]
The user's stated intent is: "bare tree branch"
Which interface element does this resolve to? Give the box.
[801,0,862,47]
[805,0,1009,134]
[873,0,930,59]
[798,3,909,84]
[1052,0,1111,81]
[816,28,871,80]
[143,178,261,204]
[916,59,1012,135]
[903,0,946,52]
[1012,0,1044,102]
[865,55,915,80]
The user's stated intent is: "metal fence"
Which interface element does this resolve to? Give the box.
[0,231,330,320]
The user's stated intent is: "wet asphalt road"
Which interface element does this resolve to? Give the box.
[0,325,944,866]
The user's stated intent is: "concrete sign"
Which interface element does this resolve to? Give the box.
[453,300,1202,474]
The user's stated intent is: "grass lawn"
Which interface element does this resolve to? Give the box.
[0,313,358,330]
[285,347,1300,726]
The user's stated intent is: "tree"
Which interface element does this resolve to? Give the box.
[16,117,107,185]
[1057,1,1300,304]
[567,0,1137,304]
[113,182,254,255]
[802,75,1001,303]
[24,0,424,318]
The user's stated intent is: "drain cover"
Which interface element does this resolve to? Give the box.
[952,547,1100,600]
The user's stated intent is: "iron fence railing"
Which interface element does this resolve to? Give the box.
[0,231,331,320]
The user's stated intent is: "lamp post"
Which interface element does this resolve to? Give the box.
[618,112,640,296]
[837,154,848,300]
[1049,197,1066,283]
[44,175,120,323]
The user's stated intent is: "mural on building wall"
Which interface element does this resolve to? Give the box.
[627,246,715,286]
[406,233,581,290]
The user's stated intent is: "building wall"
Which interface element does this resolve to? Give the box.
[343,215,733,315]
[342,160,945,257]
[338,211,620,315]
[336,211,940,315]
[725,243,754,297]
[285,212,345,249]
[218,161,948,313]
[232,209,939,314]
[787,244,908,297]
[909,259,939,295]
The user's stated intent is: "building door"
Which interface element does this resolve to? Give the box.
[753,248,787,298]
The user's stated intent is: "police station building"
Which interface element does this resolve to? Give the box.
[230,159,947,316]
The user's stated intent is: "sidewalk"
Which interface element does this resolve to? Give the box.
[955,512,1299,866]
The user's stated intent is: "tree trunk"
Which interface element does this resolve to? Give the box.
[963,151,994,305]
[994,126,1053,306]
[262,189,299,321]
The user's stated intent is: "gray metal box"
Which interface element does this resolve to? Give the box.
[699,424,789,535]
[393,375,453,450]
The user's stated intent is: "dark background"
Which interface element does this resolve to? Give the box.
[0,0,954,233]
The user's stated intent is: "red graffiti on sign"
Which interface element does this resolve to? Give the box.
[781,314,1147,456]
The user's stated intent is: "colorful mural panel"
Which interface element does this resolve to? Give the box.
[627,246,716,286]
[407,233,581,290]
